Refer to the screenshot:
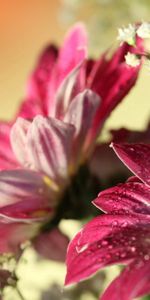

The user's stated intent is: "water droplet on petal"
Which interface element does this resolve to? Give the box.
[121,222,128,228]
[112,221,118,227]
[120,252,126,258]
[144,254,150,261]
[76,243,89,253]
[130,247,136,252]
[108,245,113,250]
[101,240,108,246]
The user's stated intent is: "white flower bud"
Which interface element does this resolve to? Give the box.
[125,52,140,67]
[117,24,136,45]
[137,22,150,39]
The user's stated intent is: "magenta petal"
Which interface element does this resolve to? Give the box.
[18,98,44,119]
[65,214,147,285]
[0,222,38,254]
[10,118,31,167]
[112,143,150,186]
[27,116,75,181]
[64,89,100,160]
[94,181,150,215]
[26,45,58,102]
[0,122,18,170]
[86,39,143,142]
[0,169,52,220]
[58,23,87,84]
[34,228,69,262]
[18,45,58,118]
[101,260,150,300]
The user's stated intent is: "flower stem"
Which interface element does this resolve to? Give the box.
[16,286,25,300]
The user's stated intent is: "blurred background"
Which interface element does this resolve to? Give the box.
[0,0,150,130]
[0,0,150,299]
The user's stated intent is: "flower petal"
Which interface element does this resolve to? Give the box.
[53,61,85,118]
[65,214,148,285]
[93,181,150,215]
[101,260,150,300]
[18,45,58,118]
[57,22,87,84]
[89,124,150,184]
[0,222,39,254]
[0,122,18,170]
[112,143,150,186]
[27,116,75,181]
[10,117,31,167]
[86,38,143,143]
[89,143,131,184]
[34,228,69,262]
[0,169,52,220]
[64,89,100,162]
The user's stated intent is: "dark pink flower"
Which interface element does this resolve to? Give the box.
[65,143,150,300]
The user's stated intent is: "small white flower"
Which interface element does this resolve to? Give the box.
[137,22,150,39]
[125,52,140,67]
[117,24,136,45]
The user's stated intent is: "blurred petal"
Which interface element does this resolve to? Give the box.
[57,23,87,83]
[94,181,150,215]
[27,116,75,181]
[64,89,100,161]
[112,143,150,186]
[0,122,18,170]
[18,45,58,118]
[34,228,69,262]
[0,270,12,289]
[0,169,52,220]
[86,38,143,142]
[101,260,150,300]
[18,98,44,120]
[26,45,58,103]
[89,143,131,183]
[0,222,39,254]
[110,122,150,144]
[10,118,30,167]
[54,62,84,118]
[48,23,87,115]
[65,214,148,285]
[89,123,150,185]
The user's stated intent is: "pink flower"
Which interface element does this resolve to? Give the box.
[0,22,144,260]
[0,89,100,258]
[0,23,143,170]
[65,143,150,300]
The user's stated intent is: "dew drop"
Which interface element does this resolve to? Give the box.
[120,252,126,258]
[130,247,136,252]
[130,147,135,152]
[112,221,118,227]
[76,243,89,253]
[108,245,113,250]
[144,254,150,261]
[101,240,108,246]
[121,221,128,228]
